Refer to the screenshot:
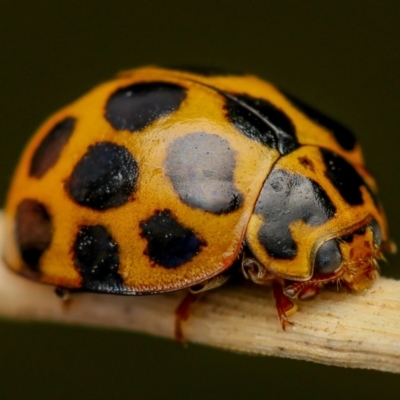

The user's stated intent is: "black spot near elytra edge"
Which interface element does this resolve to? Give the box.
[285,93,357,151]
[105,81,186,132]
[30,117,76,178]
[73,225,124,292]
[168,65,243,76]
[165,132,243,214]
[254,169,336,259]
[321,149,370,206]
[65,142,138,210]
[15,199,53,272]
[224,93,299,155]
[140,210,206,268]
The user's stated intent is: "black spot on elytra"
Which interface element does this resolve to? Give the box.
[165,132,243,214]
[140,210,205,268]
[224,93,299,155]
[168,65,242,76]
[254,169,336,259]
[65,142,138,210]
[321,149,367,206]
[15,199,53,271]
[285,93,356,151]
[105,81,186,132]
[73,225,124,292]
[30,117,76,178]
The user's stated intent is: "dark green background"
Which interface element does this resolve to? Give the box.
[1,1,400,399]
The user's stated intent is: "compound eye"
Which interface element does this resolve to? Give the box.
[314,239,342,274]
[368,219,382,247]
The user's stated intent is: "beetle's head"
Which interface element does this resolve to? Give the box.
[312,218,394,292]
[244,146,394,291]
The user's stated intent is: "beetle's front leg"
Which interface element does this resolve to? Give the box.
[283,268,344,300]
[242,256,298,328]
[271,281,298,329]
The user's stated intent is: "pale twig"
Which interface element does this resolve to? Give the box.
[1,212,400,373]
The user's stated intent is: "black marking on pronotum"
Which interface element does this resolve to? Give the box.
[15,199,53,272]
[30,117,76,178]
[285,93,357,151]
[73,225,124,293]
[165,132,243,214]
[140,209,206,268]
[254,169,336,259]
[321,149,373,206]
[65,141,139,210]
[105,81,187,132]
[224,93,299,155]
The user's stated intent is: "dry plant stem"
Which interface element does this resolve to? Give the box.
[1,212,400,373]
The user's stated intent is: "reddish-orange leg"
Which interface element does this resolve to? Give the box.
[283,269,344,299]
[174,291,201,342]
[272,281,296,330]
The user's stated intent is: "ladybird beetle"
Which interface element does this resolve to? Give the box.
[3,66,394,340]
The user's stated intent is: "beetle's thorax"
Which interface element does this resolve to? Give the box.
[245,145,387,283]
